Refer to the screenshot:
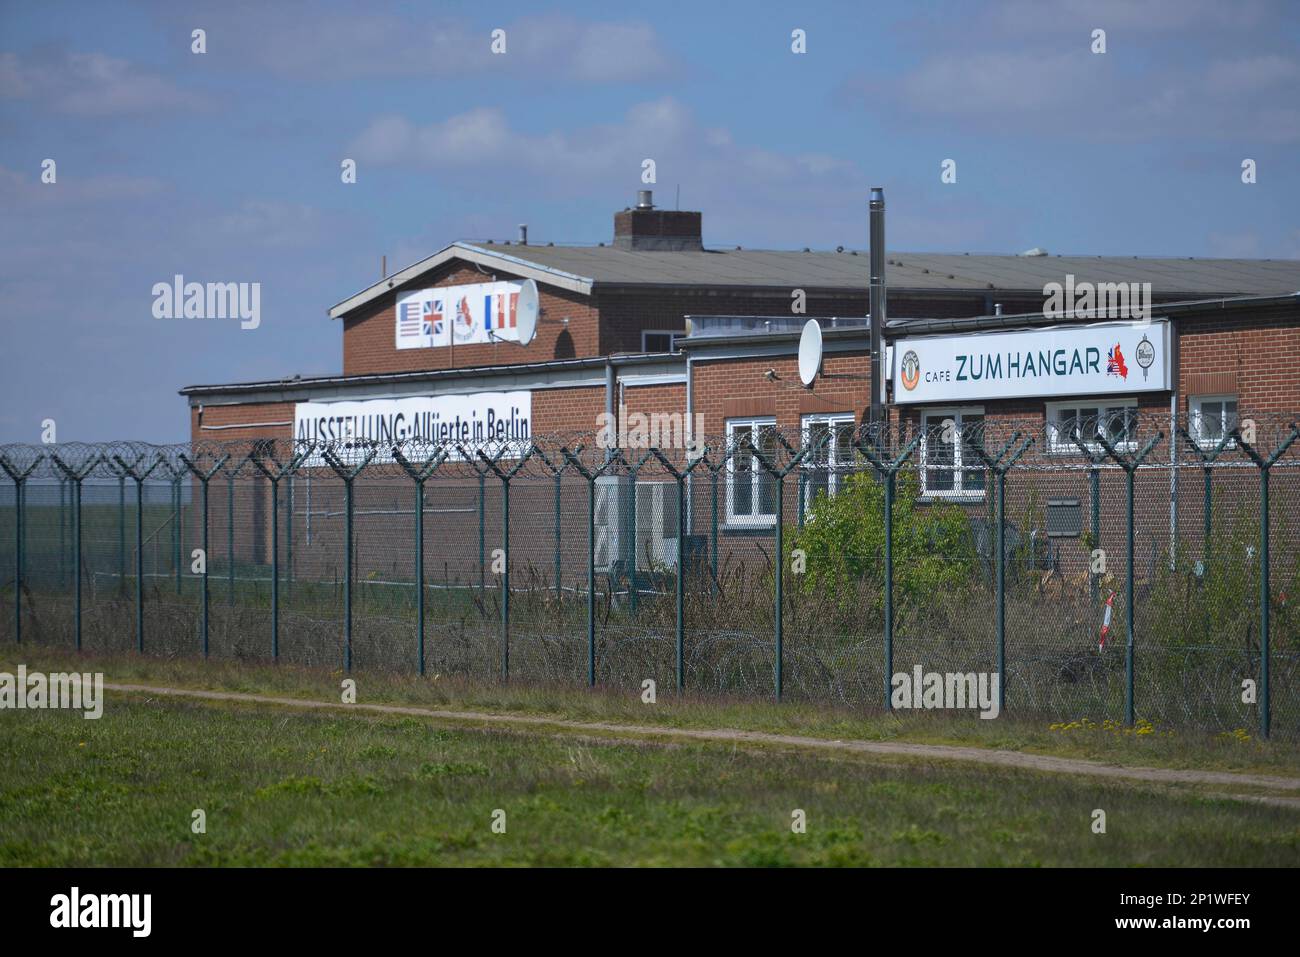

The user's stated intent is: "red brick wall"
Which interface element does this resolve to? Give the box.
[1177,310,1300,416]
[191,402,294,446]
[691,351,873,437]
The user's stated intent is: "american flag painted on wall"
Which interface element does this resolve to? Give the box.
[398,298,443,340]
[398,300,426,340]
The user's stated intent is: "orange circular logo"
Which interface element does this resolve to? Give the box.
[900,349,920,391]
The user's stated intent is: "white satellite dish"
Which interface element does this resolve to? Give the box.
[515,279,539,346]
[797,319,823,387]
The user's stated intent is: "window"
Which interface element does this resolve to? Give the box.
[641,330,684,354]
[1046,399,1138,454]
[1189,395,1239,448]
[726,417,777,526]
[801,413,857,512]
[919,408,985,499]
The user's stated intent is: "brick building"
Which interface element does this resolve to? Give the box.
[181,190,1300,580]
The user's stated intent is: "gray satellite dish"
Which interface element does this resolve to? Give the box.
[797,319,823,387]
[515,279,539,346]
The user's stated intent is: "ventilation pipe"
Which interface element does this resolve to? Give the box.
[869,188,886,423]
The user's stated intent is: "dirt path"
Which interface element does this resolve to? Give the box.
[104,681,1300,804]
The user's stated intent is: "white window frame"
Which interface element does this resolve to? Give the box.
[1045,398,1139,455]
[1188,394,1239,450]
[919,407,986,500]
[641,329,684,354]
[800,413,857,513]
[725,416,777,527]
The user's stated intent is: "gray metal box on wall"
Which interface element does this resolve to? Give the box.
[1046,498,1082,538]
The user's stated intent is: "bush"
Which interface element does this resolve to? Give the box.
[788,467,979,618]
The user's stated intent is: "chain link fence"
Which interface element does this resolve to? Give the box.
[2,411,1298,736]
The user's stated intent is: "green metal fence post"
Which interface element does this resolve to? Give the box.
[969,432,1033,716]
[171,476,180,593]
[1084,431,1162,728]
[48,456,98,650]
[59,477,66,587]
[710,462,719,594]
[554,470,562,597]
[0,452,42,644]
[285,476,294,599]
[1237,423,1300,739]
[393,445,446,677]
[226,472,236,606]
[344,478,354,670]
[250,442,313,664]
[117,474,125,594]
[112,453,162,653]
[856,430,923,710]
[747,435,809,702]
[648,447,706,695]
[179,452,228,659]
[1177,426,1235,574]
[1090,464,1101,601]
[478,472,485,593]
[322,447,376,675]
[73,477,84,646]
[474,445,535,683]
[562,445,613,688]
[627,453,656,612]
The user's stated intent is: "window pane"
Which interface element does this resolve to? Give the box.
[925,417,955,492]
[1201,401,1223,440]
[1103,407,1133,445]
[960,414,984,492]
[757,426,777,515]
[732,426,752,516]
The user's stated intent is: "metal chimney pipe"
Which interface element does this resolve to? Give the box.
[518,224,528,245]
[869,188,886,424]
[637,189,654,209]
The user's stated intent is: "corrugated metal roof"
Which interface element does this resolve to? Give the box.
[328,241,1300,318]
[468,244,1300,294]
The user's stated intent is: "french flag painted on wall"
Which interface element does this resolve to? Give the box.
[495,292,518,329]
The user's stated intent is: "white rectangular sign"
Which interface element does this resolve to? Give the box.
[395,281,524,350]
[294,392,531,463]
[892,321,1170,404]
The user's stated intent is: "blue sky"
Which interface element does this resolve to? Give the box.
[2,0,1297,442]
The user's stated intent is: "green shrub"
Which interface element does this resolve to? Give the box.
[788,467,979,617]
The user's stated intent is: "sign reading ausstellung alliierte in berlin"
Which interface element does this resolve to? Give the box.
[395,281,526,350]
[892,320,1170,404]
[294,392,531,464]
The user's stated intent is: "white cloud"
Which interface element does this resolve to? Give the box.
[0,165,169,207]
[0,50,207,116]
[156,5,674,84]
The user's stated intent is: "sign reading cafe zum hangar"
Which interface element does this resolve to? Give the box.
[293,392,531,464]
[892,320,1170,404]
[395,280,526,350]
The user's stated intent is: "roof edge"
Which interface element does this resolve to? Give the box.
[327,242,595,319]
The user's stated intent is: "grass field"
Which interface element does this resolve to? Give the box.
[1,648,1299,866]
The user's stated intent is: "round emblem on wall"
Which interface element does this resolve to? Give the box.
[900,349,921,391]
[1135,333,1155,381]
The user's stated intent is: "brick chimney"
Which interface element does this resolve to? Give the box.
[613,190,702,251]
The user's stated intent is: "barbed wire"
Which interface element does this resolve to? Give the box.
[3,412,1298,482]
